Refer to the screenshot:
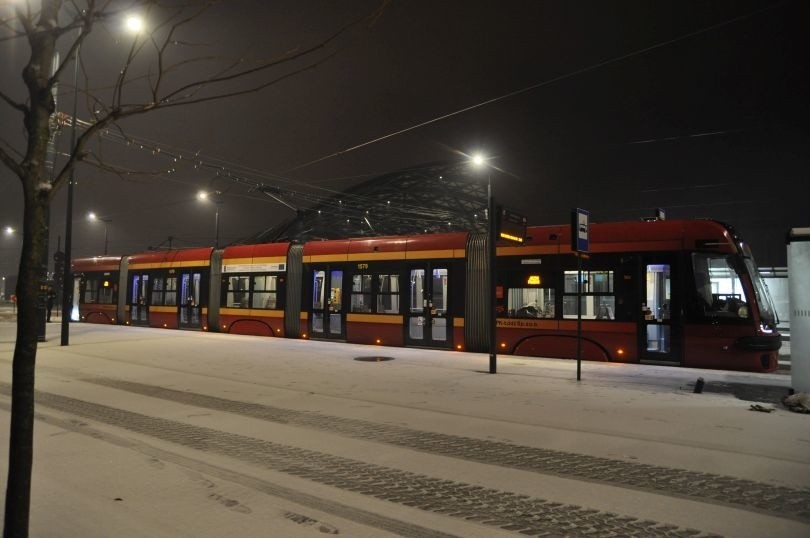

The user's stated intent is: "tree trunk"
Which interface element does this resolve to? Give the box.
[4,2,58,534]
[4,190,48,537]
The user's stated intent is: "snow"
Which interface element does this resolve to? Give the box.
[1,320,808,537]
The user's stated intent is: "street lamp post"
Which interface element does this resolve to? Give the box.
[61,15,143,346]
[472,154,498,374]
[214,201,221,249]
[198,190,223,248]
[87,212,111,255]
[60,31,80,346]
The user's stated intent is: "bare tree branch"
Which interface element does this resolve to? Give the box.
[0,134,23,157]
[150,4,213,101]
[47,13,89,88]
[0,10,27,42]
[157,6,368,105]
[0,89,27,114]
[155,49,339,110]
[12,3,35,36]
[0,143,24,178]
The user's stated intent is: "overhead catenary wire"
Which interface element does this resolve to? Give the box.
[281,1,789,173]
[61,118,480,227]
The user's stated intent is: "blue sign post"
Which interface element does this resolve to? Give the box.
[571,208,590,253]
[571,209,589,381]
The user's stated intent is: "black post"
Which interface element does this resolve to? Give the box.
[488,177,497,374]
[214,203,220,249]
[36,209,49,342]
[576,252,582,381]
[103,220,109,255]
[60,35,81,346]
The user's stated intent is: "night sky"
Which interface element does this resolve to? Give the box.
[1,0,807,285]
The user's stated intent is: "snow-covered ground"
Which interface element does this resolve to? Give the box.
[1,320,808,537]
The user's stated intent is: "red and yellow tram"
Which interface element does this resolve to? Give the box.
[71,218,781,372]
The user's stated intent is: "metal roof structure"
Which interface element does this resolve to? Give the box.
[245,160,491,243]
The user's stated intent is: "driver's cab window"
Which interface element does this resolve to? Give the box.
[691,253,750,320]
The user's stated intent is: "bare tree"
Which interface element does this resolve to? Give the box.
[0,1,385,535]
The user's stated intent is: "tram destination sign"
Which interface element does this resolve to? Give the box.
[497,207,527,244]
[223,262,286,273]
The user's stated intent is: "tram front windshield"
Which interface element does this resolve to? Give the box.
[692,253,751,320]
[691,251,777,326]
[740,244,778,326]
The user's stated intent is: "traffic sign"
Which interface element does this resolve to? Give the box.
[571,208,589,253]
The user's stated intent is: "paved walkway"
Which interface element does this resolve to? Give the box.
[1,321,808,537]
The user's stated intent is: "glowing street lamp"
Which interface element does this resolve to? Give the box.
[124,15,145,34]
[471,153,497,374]
[87,212,112,255]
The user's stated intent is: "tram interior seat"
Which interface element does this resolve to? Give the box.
[596,304,614,320]
[516,305,540,318]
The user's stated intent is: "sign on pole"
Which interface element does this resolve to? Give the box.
[571,208,590,253]
[571,208,589,381]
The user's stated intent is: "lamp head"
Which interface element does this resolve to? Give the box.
[125,15,144,34]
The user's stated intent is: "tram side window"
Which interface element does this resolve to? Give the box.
[226,276,250,308]
[431,269,448,314]
[151,277,164,305]
[691,253,750,320]
[164,277,177,305]
[83,278,98,303]
[377,274,400,314]
[351,274,373,313]
[252,275,278,309]
[507,287,555,318]
[151,276,177,306]
[83,277,116,304]
[98,280,115,304]
[562,270,616,319]
[350,273,401,314]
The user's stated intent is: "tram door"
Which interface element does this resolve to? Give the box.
[179,271,202,329]
[406,265,450,348]
[130,273,149,325]
[311,268,345,339]
[639,256,681,363]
